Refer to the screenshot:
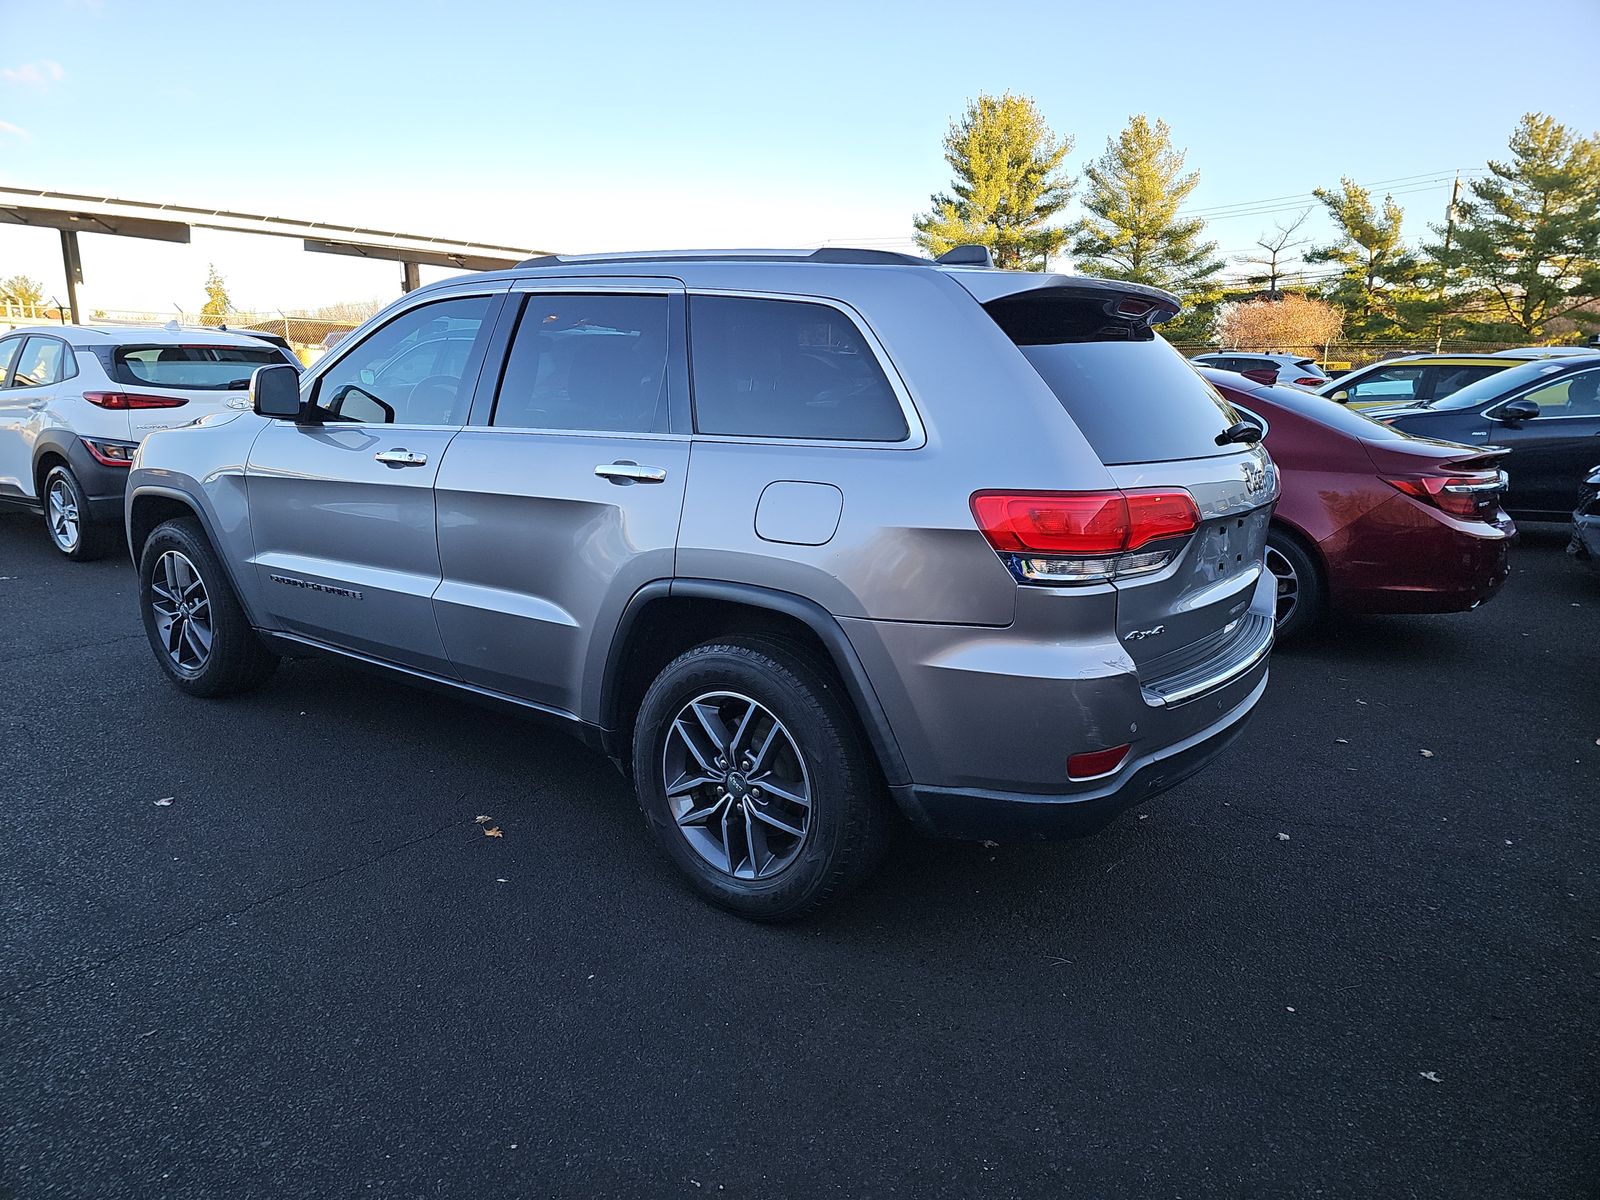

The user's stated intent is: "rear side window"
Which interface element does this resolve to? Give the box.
[492,294,670,433]
[115,343,281,390]
[986,293,1239,464]
[689,295,908,441]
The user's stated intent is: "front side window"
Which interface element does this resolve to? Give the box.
[1346,364,1426,401]
[313,295,492,425]
[114,343,279,390]
[491,294,670,433]
[0,337,21,388]
[689,295,908,441]
[13,337,66,387]
[1520,368,1600,416]
[1430,364,1503,400]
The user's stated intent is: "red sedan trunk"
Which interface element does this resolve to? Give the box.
[1199,368,1513,634]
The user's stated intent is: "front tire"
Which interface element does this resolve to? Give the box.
[138,518,279,697]
[41,464,115,561]
[1265,527,1326,640]
[632,639,889,920]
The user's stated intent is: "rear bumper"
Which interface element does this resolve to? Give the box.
[1327,497,1514,615]
[893,671,1266,840]
[61,438,131,523]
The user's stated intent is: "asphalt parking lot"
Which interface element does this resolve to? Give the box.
[1,510,1596,1199]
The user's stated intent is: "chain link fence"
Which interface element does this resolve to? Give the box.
[1170,340,1534,371]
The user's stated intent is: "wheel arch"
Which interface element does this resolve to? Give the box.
[127,484,265,626]
[1267,516,1331,603]
[598,580,910,789]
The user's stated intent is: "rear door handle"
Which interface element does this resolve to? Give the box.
[595,461,667,484]
[374,448,428,468]
[27,400,48,411]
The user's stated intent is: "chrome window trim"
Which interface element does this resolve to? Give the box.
[683,287,928,451]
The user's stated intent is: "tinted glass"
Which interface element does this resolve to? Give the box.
[1206,371,1404,440]
[314,295,492,425]
[987,295,1239,464]
[0,337,22,388]
[689,296,908,441]
[492,294,670,433]
[13,337,65,387]
[1430,363,1504,399]
[1429,359,1574,411]
[115,343,281,390]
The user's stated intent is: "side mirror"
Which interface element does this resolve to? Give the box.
[1329,389,1350,404]
[251,364,304,419]
[1496,398,1540,424]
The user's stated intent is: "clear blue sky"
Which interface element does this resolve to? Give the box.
[2,0,1597,314]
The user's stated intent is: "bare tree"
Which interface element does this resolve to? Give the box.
[1216,294,1343,352]
[1238,208,1311,298]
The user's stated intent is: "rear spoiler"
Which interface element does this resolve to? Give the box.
[946,270,1182,326]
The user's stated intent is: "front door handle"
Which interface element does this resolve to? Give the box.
[374,448,428,468]
[595,461,667,485]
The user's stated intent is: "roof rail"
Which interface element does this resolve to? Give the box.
[514,247,933,269]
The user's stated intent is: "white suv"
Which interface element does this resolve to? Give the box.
[0,325,297,559]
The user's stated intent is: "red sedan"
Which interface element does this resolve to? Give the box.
[1199,368,1515,638]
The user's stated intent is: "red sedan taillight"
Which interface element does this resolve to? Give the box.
[970,489,1201,584]
[1384,472,1507,520]
[82,391,188,409]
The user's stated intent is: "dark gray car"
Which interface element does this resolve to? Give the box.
[125,248,1278,918]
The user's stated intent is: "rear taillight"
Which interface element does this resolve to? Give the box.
[970,489,1201,584]
[1293,376,1323,387]
[1384,473,1506,520]
[82,391,188,409]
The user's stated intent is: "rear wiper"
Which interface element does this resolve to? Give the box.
[225,378,251,389]
[1216,421,1263,446]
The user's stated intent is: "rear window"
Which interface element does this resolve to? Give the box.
[114,343,282,390]
[986,294,1240,464]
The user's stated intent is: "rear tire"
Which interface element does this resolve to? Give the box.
[1265,527,1325,640]
[632,638,890,920]
[41,464,116,561]
[138,517,279,697]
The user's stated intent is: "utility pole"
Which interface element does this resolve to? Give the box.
[1434,174,1462,353]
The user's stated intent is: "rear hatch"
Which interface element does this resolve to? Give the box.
[972,277,1277,695]
[90,341,290,437]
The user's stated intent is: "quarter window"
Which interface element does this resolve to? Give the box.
[12,337,66,387]
[689,296,908,441]
[1346,364,1426,401]
[313,295,493,425]
[491,294,670,433]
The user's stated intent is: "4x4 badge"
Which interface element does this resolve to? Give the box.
[1124,625,1165,641]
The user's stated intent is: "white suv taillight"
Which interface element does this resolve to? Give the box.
[970,489,1201,585]
[82,391,188,410]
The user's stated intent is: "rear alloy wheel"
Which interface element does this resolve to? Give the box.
[41,464,115,561]
[1264,529,1325,640]
[138,517,279,697]
[633,639,890,920]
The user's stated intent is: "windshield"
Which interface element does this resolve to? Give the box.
[1426,359,1575,411]
[115,344,282,390]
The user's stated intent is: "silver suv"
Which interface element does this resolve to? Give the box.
[125,248,1278,919]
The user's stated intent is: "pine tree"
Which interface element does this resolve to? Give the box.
[200,264,231,326]
[1070,115,1223,298]
[1306,178,1417,337]
[913,93,1073,270]
[1,274,46,313]
[1430,113,1600,340]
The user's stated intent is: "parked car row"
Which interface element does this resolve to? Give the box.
[0,251,1591,920]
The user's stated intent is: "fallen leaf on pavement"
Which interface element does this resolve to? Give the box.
[475,815,492,824]
[1420,749,1435,758]
[153,797,174,807]
[483,826,503,838]
[1420,1071,1443,1083]
[1276,832,1290,842]
[1335,738,1349,744]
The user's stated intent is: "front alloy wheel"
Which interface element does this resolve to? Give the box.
[662,691,813,880]
[45,473,81,554]
[148,550,214,675]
